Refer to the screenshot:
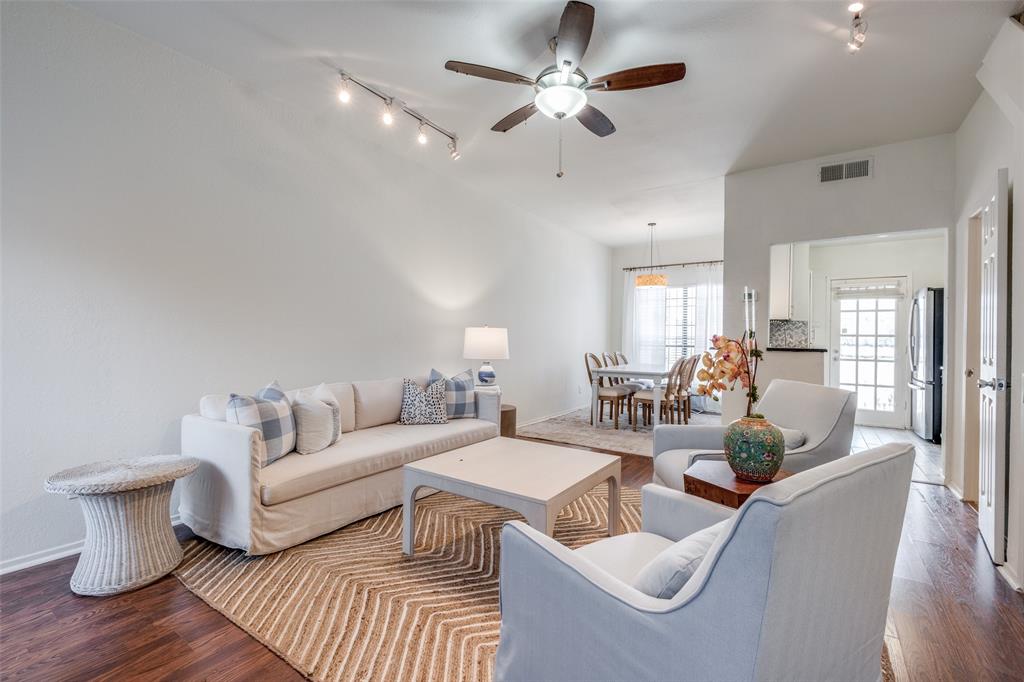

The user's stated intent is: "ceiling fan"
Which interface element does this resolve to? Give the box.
[444,1,686,138]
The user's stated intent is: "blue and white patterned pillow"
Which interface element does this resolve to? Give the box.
[399,378,448,425]
[226,380,296,466]
[428,368,476,419]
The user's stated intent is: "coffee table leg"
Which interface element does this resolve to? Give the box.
[522,504,557,537]
[402,481,419,556]
[607,473,621,536]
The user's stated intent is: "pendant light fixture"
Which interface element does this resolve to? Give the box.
[636,222,668,288]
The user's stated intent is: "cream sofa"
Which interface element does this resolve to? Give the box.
[180,377,500,554]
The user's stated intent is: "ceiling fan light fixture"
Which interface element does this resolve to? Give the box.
[535,85,588,119]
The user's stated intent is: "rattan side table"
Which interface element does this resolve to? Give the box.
[45,455,199,596]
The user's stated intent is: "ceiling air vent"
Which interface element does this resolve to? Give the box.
[818,158,873,184]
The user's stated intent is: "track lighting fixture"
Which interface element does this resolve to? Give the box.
[333,69,459,159]
[847,2,864,12]
[337,74,351,103]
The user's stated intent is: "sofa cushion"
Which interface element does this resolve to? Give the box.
[352,378,404,430]
[199,394,231,421]
[259,419,498,505]
[288,382,356,434]
[778,427,807,450]
[632,519,731,598]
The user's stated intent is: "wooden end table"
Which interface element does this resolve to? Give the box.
[500,404,517,438]
[683,460,793,509]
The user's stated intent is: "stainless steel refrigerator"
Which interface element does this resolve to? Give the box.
[908,287,943,443]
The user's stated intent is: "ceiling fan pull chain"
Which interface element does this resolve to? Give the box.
[556,117,565,178]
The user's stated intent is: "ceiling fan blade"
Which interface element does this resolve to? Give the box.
[576,104,615,137]
[588,63,686,92]
[555,1,595,72]
[491,103,539,132]
[445,61,535,86]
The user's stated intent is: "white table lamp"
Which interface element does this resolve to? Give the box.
[464,326,509,385]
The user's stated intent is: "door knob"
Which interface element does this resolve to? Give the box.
[978,378,1009,391]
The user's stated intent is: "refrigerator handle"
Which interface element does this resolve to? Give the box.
[908,297,919,374]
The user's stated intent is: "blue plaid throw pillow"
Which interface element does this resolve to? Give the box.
[225,380,295,466]
[428,369,476,419]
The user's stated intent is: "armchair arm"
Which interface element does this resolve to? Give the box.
[495,521,738,682]
[475,388,501,425]
[641,484,734,542]
[179,415,263,552]
[653,424,726,456]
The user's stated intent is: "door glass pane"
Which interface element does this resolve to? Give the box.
[859,298,876,310]
[840,312,857,335]
[877,310,896,335]
[876,387,895,411]
[840,360,857,384]
[840,336,857,359]
[877,362,895,387]
[877,298,896,310]
[877,336,895,360]
[858,360,875,385]
[857,385,875,410]
[858,311,876,335]
[841,299,857,311]
[858,336,876,359]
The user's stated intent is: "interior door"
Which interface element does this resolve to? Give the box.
[978,168,1010,565]
[830,287,907,428]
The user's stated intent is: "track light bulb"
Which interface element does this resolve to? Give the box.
[382,104,394,126]
[417,124,428,145]
[338,84,351,103]
[448,141,461,161]
[848,2,864,12]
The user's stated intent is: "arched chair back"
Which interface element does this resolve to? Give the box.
[602,352,621,385]
[584,353,605,387]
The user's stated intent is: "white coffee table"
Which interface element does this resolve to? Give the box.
[402,437,621,555]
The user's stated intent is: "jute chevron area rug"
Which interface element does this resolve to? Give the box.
[174,484,896,682]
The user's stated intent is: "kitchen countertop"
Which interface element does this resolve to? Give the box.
[766,347,828,352]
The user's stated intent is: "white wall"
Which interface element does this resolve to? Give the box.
[722,134,955,419]
[806,234,947,349]
[609,235,724,349]
[950,17,1023,589]
[0,3,611,569]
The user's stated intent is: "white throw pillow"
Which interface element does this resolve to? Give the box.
[778,427,807,450]
[632,519,731,599]
[199,394,231,421]
[293,383,341,455]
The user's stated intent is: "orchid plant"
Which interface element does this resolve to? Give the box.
[695,332,764,418]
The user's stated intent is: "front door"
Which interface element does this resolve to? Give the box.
[978,168,1010,565]
[830,286,908,428]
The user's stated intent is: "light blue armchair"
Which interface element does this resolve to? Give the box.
[653,379,857,490]
[493,443,915,682]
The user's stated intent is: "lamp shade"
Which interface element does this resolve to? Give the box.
[636,273,668,287]
[463,327,509,360]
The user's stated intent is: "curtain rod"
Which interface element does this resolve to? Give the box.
[622,258,724,272]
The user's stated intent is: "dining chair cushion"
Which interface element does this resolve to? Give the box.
[631,518,731,598]
[598,386,632,398]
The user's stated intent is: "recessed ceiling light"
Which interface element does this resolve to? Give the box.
[848,2,864,12]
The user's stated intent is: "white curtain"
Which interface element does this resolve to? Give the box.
[621,262,724,411]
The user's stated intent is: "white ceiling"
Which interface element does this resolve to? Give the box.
[76,1,1016,246]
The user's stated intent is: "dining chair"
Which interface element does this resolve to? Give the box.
[631,356,685,431]
[585,353,632,429]
[615,352,655,389]
[670,355,700,424]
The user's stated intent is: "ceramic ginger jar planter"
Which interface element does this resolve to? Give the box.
[724,416,785,482]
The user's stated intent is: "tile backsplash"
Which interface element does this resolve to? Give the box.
[769,319,809,349]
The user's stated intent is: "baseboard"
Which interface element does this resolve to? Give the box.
[517,403,590,428]
[0,513,183,576]
[998,563,1023,593]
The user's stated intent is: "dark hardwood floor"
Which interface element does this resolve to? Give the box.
[2,447,1022,681]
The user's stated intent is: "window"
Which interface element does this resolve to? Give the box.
[634,286,697,369]
[838,297,898,412]
[665,287,697,368]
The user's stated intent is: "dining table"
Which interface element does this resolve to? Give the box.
[590,363,675,427]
